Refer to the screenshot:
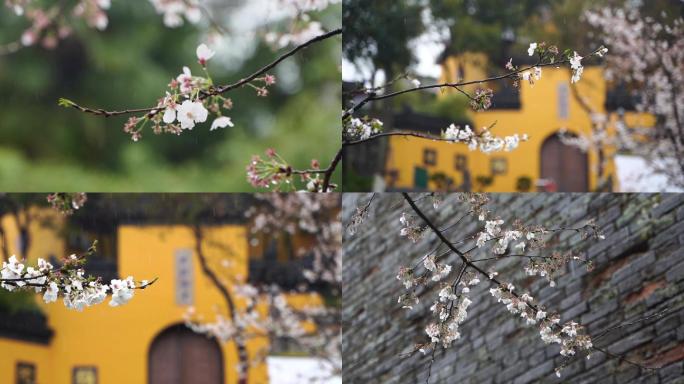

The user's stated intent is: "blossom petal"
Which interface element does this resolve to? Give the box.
[193,102,208,123]
[210,116,234,131]
[163,107,176,124]
[196,44,215,61]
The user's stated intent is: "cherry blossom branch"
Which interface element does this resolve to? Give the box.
[342,46,603,121]
[60,28,342,119]
[343,130,475,146]
[401,193,658,376]
[209,28,341,95]
[321,147,343,192]
[1,241,157,310]
[347,192,375,235]
[592,307,670,342]
[403,193,514,284]
[247,147,340,192]
[340,45,607,175]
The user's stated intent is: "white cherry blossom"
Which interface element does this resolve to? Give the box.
[569,51,584,83]
[177,100,208,129]
[176,66,194,94]
[196,43,215,65]
[528,42,538,56]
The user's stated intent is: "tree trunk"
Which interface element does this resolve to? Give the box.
[194,226,250,384]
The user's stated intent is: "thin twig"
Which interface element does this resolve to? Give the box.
[321,146,343,191]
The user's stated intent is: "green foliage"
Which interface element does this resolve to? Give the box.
[0,2,341,190]
[430,0,553,64]
[342,0,425,78]
[57,98,76,108]
[391,83,469,121]
[342,169,373,192]
[0,289,41,314]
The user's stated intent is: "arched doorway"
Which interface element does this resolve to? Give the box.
[540,132,589,192]
[148,324,224,384]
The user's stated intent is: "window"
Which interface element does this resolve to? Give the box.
[454,154,467,171]
[423,149,437,166]
[73,366,98,384]
[16,362,36,384]
[491,158,508,175]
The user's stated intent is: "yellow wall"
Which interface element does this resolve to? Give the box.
[0,338,51,384]
[0,207,65,262]
[1,221,298,384]
[386,54,654,192]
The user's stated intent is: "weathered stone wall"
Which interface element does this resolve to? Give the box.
[342,193,684,384]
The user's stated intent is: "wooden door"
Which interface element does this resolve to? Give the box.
[540,133,588,192]
[149,325,224,384]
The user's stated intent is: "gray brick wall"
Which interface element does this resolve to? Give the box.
[342,193,684,384]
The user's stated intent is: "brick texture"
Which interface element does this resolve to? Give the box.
[342,193,684,384]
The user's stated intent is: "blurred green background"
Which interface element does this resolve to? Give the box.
[0,1,341,191]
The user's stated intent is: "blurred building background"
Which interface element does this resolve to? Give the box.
[379,56,652,192]
[0,194,337,384]
[342,0,681,192]
[342,193,684,383]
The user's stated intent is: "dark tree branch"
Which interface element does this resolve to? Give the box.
[193,226,249,384]
[401,193,658,375]
[63,28,342,118]
[321,147,343,191]
[343,131,465,146]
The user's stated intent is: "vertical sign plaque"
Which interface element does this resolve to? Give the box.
[175,248,194,305]
[558,83,569,120]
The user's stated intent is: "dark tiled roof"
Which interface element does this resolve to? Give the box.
[68,194,254,228]
[392,108,471,135]
[0,311,53,345]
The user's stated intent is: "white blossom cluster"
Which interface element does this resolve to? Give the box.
[398,212,425,243]
[520,66,542,86]
[423,255,451,282]
[584,6,684,188]
[110,42,250,141]
[148,0,201,28]
[159,44,231,131]
[262,0,340,48]
[489,285,593,369]
[474,217,534,255]
[525,42,607,85]
[10,0,111,49]
[1,255,145,311]
[343,117,383,141]
[265,21,326,48]
[395,254,455,311]
[569,51,584,83]
[422,274,479,351]
[442,124,528,153]
[184,284,339,379]
[278,0,341,13]
[186,284,324,342]
[424,295,471,349]
[4,0,29,16]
